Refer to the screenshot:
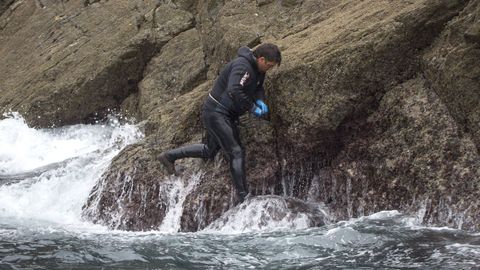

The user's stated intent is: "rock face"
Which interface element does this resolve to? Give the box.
[423,0,480,152]
[0,0,14,16]
[0,0,190,127]
[1,0,479,231]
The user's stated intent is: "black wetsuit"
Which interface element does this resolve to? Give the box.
[163,47,266,200]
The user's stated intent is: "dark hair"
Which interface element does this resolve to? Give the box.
[253,43,282,66]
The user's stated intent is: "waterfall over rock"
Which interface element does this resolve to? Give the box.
[204,195,328,233]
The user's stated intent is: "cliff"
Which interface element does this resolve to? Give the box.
[1,0,479,231]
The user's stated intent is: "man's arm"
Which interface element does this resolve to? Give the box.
[226,64,255,112]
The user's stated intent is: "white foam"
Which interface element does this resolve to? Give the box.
[202,196,314,234]
[333,210,402,228]
[446,243,480,257]
[158,173,202,233]
[365,210,401,220]
[0,113,143,229]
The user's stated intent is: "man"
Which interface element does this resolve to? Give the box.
[158,43,281,202]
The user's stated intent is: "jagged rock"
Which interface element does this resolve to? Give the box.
[0,156,76,185]
[196,0,339,78]
[178,119,281,232]
[151,3,194,33]
[83,81,209,230]
[271,0,468,143]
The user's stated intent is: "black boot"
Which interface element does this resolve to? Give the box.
[237,191,251,204]
[158,153,176,175]
[159,144,208,175]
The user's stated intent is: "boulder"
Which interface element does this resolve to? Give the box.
[82,142,169,230]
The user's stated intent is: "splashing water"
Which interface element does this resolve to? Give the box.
[0,112,143,228]
[158,173,202,233]
[0,113,479,269]
[204,196,328,234]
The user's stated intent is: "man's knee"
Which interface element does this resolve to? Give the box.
[229,146,244,160]
[203,145,218,160]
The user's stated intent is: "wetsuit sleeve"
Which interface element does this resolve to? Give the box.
[226,64,255,112]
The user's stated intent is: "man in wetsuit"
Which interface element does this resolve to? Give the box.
[158,43,281,202]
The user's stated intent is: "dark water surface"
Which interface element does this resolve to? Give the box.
[1,213,479,270]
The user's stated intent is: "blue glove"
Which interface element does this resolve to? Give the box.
[255,100,268,114]
[252,105,264,117]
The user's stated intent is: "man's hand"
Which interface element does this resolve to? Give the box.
[255,100,268,114]
[252,105,264,117]
[251,100,268,117]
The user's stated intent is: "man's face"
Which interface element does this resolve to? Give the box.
[257,57,277,73]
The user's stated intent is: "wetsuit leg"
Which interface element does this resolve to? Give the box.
[163,142,218,162]
[203,111,248,197]
[163,113,220,162]
[163,109,248,198]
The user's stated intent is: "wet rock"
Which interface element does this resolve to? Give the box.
[1,0,479,231]
[203,195,327,232]
[0,156,79,185]
[310,78,480,229]
[82,81,208,230]
[83,0,480,231]
[82,142,169,230]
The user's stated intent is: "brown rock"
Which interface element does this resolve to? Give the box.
[423,0,480,152]
[311,77,480,229]
[0,0,192,127]
[82,0,480,231]
[2,0,479,231]
[0,0,14,16]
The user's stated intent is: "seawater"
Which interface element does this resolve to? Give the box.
[0,113,479,270]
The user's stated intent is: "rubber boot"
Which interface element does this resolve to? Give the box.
[159,144,207,175]
[238,191,250,203]
[158,153,176,175]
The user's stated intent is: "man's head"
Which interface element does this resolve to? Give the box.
[253,43,282,73]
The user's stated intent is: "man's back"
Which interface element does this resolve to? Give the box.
[208,47,264,117]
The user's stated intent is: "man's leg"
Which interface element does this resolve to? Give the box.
[204,113,249,201]
[159,118,220,174]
